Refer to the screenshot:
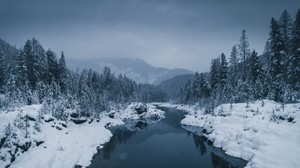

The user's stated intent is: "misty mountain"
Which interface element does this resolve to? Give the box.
[68,57,193,85]
[159,74,194,100]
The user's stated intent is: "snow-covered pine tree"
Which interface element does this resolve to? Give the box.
[238,30,250,80]
[253,78,264,100]
[219,53,228,89]
[24,40,38,89]
[15,50,28,87]
[183,80,192,104]
[32,38,48,84]
[46,49,59,84]
[269,18,285,79]
[288,9,300,88]
[249,50,262,83]
[229,45,239,86]
[199,73,211,99]
[268,18,286,101]
[192,72,201,102]
[36,81,48,103]
[279,10,293,54]
[0,47,6,89]
[58,52,67,94]
[229,45,238,73]
[210,58,220,92]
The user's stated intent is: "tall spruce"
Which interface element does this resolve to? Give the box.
[210,58,220,92]
[192,72,201,102]
[238,30,250,80]
[46,49,59,84]
[24,40,38,89]
[229,45,239,87]
[32,38,48,84]
[279,10,293,54]
[58,52,67,94]
[288,9,300,86]
[199,73,211,99]
[268,18,286,101]
[269,18,285,79]
[249,50,262,83]
[229,45,238,74]
[219,53,228,89]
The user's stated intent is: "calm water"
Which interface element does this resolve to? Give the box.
[88,107,247,168]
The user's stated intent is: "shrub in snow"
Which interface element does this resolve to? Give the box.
[41,96,68,121]
[33,121,41,133]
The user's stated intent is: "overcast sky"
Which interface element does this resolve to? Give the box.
[0,0,299,72]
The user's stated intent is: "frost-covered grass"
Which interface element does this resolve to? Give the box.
[0,102,164,168]
[160,100,300,168]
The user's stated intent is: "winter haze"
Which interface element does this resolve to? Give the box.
[1,1,300,168]
[0,0,299,72]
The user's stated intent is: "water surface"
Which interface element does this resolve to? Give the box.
[88,106,247,168]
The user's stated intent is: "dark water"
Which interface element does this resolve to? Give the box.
[88,107,247,168]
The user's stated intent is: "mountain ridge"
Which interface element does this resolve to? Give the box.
[67,57,194,85]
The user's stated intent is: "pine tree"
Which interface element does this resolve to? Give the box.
[15,50,28,87]
[219,53,228,89]
[0,47,6,89]
[268,18,286,101]
[234,79,250,103]
[249,50,262,83]
[199,73,211,98]
[36,81,48,103]
[229,45,238,74]
[46,49,59,84]
[269,18,285,79]
[238,30,250,80]
[58,52,67,94]
[102,66,113,91]
[24,40,38,89]
[192,72,201,102]
[91,71,99,91]
[288,9,300,87]
[279,10,293,54]
[210,58,220,91]
[253,78,264,100]
[32,38,48,83]
[183,80,192,104]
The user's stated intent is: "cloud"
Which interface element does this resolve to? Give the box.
[0,0,299,71]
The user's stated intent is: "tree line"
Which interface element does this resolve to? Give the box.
[179,9,300,112]
[0,38,168,119]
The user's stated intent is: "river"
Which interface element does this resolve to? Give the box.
[88,106,247,168]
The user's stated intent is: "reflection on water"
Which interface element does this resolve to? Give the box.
[193,134,207,155]
[103,128,135,160]
[88,107,247,168]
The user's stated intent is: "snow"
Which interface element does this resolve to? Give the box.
[114,103,165,120]
[0,103,164,168]
[0,105,42,140]
[160,100,300,168]
[11,117,118,168]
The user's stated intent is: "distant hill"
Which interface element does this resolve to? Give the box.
[158,74,194,100]
[68,57,194,85]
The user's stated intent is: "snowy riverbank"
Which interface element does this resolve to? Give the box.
[0,103,164,168]
[159,100,300,168]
